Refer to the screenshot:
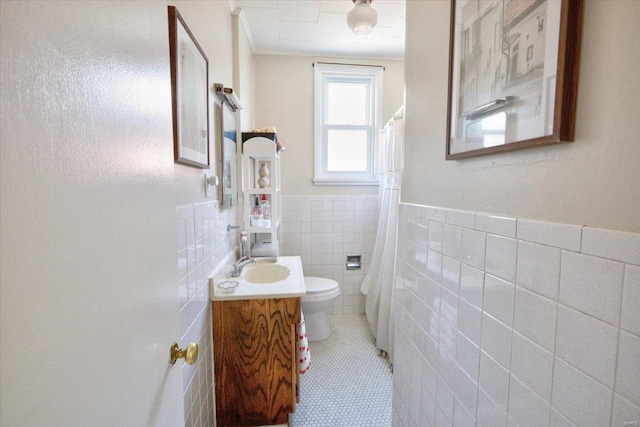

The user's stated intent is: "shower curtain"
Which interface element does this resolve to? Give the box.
[361,106,404,365]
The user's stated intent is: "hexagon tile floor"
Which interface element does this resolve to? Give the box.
[289,314,393,427]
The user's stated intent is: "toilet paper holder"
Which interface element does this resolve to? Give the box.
[346,255,361,270]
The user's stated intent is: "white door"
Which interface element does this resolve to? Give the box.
[0,1,185,425]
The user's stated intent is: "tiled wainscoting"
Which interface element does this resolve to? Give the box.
[280,195,379,314]
[176,201,238,427]
[392,203,640,427]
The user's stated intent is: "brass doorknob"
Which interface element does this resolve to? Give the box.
[169,342,198,365]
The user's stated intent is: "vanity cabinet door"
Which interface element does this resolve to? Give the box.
[212,297,301,426]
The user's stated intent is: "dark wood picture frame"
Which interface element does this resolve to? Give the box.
[446,0,583,160]
[168,6,210,168]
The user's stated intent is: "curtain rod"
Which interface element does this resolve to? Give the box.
[312,61,385,71]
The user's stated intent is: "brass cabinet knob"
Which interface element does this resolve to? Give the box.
[169,342,198,365]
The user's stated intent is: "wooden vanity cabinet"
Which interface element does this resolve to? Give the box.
[212,297,301,426]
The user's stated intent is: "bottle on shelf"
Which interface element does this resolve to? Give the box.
[250,197,263,227]
[260,194,271,227]
[262,199,271,225]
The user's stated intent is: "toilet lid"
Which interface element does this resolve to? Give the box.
[304,277,339,293]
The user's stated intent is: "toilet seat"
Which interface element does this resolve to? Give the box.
[304,277,339,292]
[302,277,341,302]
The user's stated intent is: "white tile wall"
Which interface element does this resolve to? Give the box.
[485,234,517,283]
[280,195,378,314]
[393,203,640,427]
[460,264,484,309]
[508,375,550,427]
[516,218,582,251]
[516,241,561,300]
[513,287,557,352]
[559,251,624,325]
[475,213,517,239]
[622,264,640,336]
[510,331,553,402]
[555,305,618,387]
[616,331,640,406]
[483,274,514,327]
[462,228,487,270]
[582,227,640,265]
[551,358,613,426]
[176,201,238,427]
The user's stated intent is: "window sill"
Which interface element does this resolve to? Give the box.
[313,178,379,186]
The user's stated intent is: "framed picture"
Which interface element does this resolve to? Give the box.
[168,6,210,168]
[446,0,583,159]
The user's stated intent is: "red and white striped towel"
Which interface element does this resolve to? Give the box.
[299,312,311,374]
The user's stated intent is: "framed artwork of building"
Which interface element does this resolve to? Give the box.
[446,0,584,159]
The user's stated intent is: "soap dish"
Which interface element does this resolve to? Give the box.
[217,280,239,294]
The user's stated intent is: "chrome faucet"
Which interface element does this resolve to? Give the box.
[230,256,255,277]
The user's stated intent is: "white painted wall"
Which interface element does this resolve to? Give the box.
[234,10,256,133]
[254,55,405,196]
[393,1,640,425]
[403,0,640,233]
[0,1,184,425]
[169,0,241,206]
[166,2,254,425]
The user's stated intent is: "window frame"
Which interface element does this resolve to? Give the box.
[313,63,383,185]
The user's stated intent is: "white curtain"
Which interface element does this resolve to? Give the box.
[361,106,404,365]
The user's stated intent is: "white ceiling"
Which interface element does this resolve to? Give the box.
[230,0,406,60]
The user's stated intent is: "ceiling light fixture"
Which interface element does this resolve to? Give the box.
[347,0,378,35]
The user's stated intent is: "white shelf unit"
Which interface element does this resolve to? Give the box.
[242,136,281,257]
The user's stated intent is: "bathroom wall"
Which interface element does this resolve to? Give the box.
[253,54,405,196]
[168,0,234,205]
[253,54,403,301]
[233,10,256,134]
[166,2,254,426]
[176,201,237,426]
[280,195,380,314]
[392,204,640,426]
[403,0,640,233]
[169,0,253,426]
[393,0,640,425]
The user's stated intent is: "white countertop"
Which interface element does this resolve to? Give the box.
[210,256,306,301]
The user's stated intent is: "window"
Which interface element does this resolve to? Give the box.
[313,63,383,185]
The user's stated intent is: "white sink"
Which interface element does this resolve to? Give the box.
[210,256,306,300]
[243,262,290,284]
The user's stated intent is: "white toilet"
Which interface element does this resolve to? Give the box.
[301,277,341,341]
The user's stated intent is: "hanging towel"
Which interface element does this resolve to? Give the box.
[299,312,311,374]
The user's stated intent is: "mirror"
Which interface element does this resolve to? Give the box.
[220,101,238,208]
